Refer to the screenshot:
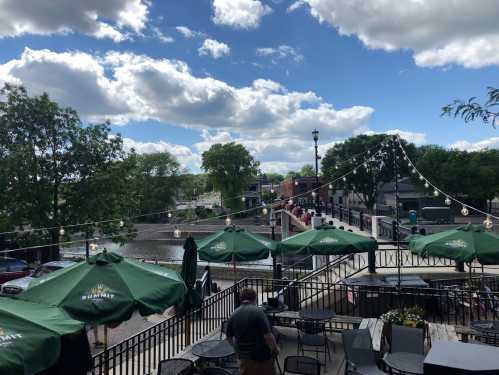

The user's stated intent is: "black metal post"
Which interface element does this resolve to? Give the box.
[392,136,402,292]
[85,238,90,260]
[312,129,321,216]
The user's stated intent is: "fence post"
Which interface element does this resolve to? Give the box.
[368,246,376,274]
[359,211,364,231]
[331,203,335,218]
[339,205,343,222]
[392,220,398,242]
[455,261,465,272]
[348,208,352,225]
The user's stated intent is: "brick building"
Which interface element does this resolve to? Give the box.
[280,176,329,206]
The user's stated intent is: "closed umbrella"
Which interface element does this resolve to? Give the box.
[0,298,90,375]
[273,224,377,256]
[18,250,187,325]
[180,236,202,312]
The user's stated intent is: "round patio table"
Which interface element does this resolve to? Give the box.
[299,309,335,320]
[191,339,235,360]
[261,303,288,315]
[384,352,424,375]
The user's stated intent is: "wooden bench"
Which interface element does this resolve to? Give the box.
[427,323,458,345]
[359,318,384,352]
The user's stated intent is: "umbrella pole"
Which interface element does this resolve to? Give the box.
[104,325,108,349]
[468,262,473,321]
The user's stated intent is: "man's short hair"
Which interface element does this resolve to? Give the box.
[240,288,257,302]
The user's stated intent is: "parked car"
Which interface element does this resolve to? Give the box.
[1,260,76,295]
[0,257,30,286]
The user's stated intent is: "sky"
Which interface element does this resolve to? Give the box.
[0,0,498,174]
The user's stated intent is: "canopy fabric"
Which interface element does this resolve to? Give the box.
[180,236,202,311]
[0,298,88,375]
[273,224,377,256]
[409,224,499,264]
[196,225,276,262]
[18,250,187,325]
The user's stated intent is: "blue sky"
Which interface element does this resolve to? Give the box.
[0,0,498,173]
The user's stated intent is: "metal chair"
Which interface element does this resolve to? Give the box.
[390,325,424,355]
[284,356,321,375]
[296,320,331,367]
[157,359,195,375]
[341,329,385,375]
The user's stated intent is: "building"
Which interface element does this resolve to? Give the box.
[280,176,329,207]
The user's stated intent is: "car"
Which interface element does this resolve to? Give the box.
[1,260,76,295]
[0,257,30,286]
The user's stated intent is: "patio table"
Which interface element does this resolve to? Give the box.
[299,309,335,321]
[191,339,235,360]
[384,352,424,375]
[470,320,499,335]
[424,340,499,374]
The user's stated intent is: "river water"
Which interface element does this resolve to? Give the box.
[62,239,272,265]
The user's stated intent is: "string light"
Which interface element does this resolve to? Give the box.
[89,242,98,252]
[444,196,452,206]
[328,184,333,190]
[433,189,439,197]
[168,212,172,218]
[363,163,368,168]
[484,216,494,229]
[412,168,416,174]
[119,220,124,227]
[173,227,181,238]
[288,199,293,205]
[461,206,469,216]
[59,227,65,236]
[241,196,246,202]
[424,181,429,189]
[342,176,347,182]
[262,207,268,216]
[294,180,299,186]
[311,191,317,198]
[419,175,424,181]
[225,216,232,226]
[353,169,357,175]
[270,188,275,194]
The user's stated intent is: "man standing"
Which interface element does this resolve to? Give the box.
[226,288,279,375]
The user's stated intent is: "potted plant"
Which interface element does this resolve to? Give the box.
[380,306,425,349]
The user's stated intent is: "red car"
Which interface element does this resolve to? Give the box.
[0,257,30,285]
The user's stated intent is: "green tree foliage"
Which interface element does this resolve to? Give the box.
[179,173,211,200]
[321,134,417,212]
[264,173,284,185]
[201,143,259,212]
[415,146,499,211]
[299,164,316,177]
[129,152,180,220]
[0,84,133,258]
[442,86,499,128]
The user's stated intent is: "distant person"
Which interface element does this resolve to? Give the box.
[226,288,279,375]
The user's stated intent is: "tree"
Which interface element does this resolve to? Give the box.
[129,152,180,221]
[201,143,259,212]
[179,173,211,200]
[0,84,133,259]
[264,173,284,185]
[299,164,316,177]
[321,134,417,213]
[442,86,499,128]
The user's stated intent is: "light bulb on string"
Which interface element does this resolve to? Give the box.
[352,157,356,162]
[173,227,181,238]
[288,199,293,205]
[59,227,65,236]
[444,196,452,206]
[424,181,429,189]
[461,206,469,216]
[225,216,232,226]
[484,216,494,230]
[342,176,347,182]
[363,163,368,168]
[335,166,339,170]
[353,169,357,175]
[270,188,275,194]
[262,207,268,216]
[294,180,299,186]
[367,150,371,155]
[119,220,124,227]
[90,241,98,252]
[419,175,424,181]
[328,184,333,190]
[403,155,407,161]
[412,168,416,174]
[168,212,172,218]
[433,189,439,197]
[311,191,317,198]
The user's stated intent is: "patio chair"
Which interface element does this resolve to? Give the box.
[157,359,194,375]
[390,325,424,355]
[284,356,321,375]
[296,320,331,367]
[341,329,385,375]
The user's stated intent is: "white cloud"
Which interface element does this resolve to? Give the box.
[450,137,499,152]
[256,45,303,63]
[287,1,306,13]
[122,138,200,171]
[0,48,375,172]
[363,129,427,146]
[176,26,205,39]
[152,27,174,44]
[299,0,499,68]
[198,39,231,59]
[212,0,272,29]
[0,0,149,42]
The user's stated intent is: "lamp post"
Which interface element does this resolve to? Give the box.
[312,129,321,216]
[270,211,277,278]
[391,135,402,292]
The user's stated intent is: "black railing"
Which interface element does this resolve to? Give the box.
[430,274,499,292]
[281,255,314,280]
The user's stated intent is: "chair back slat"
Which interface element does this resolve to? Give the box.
[341,329,377,367]
[284,356,321,375]
[391,325,424,355]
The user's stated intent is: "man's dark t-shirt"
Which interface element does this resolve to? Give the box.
[226,303,272,361]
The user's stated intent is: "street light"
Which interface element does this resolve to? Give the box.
[312,129,321,216]
[269,211,277,278]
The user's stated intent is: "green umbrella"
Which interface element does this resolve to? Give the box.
[273,224,377,256]
[18,250,187,325]
[409,224,499,264]
[180,236,202,312]
[0,298,89,375]
[196,225,276,262]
